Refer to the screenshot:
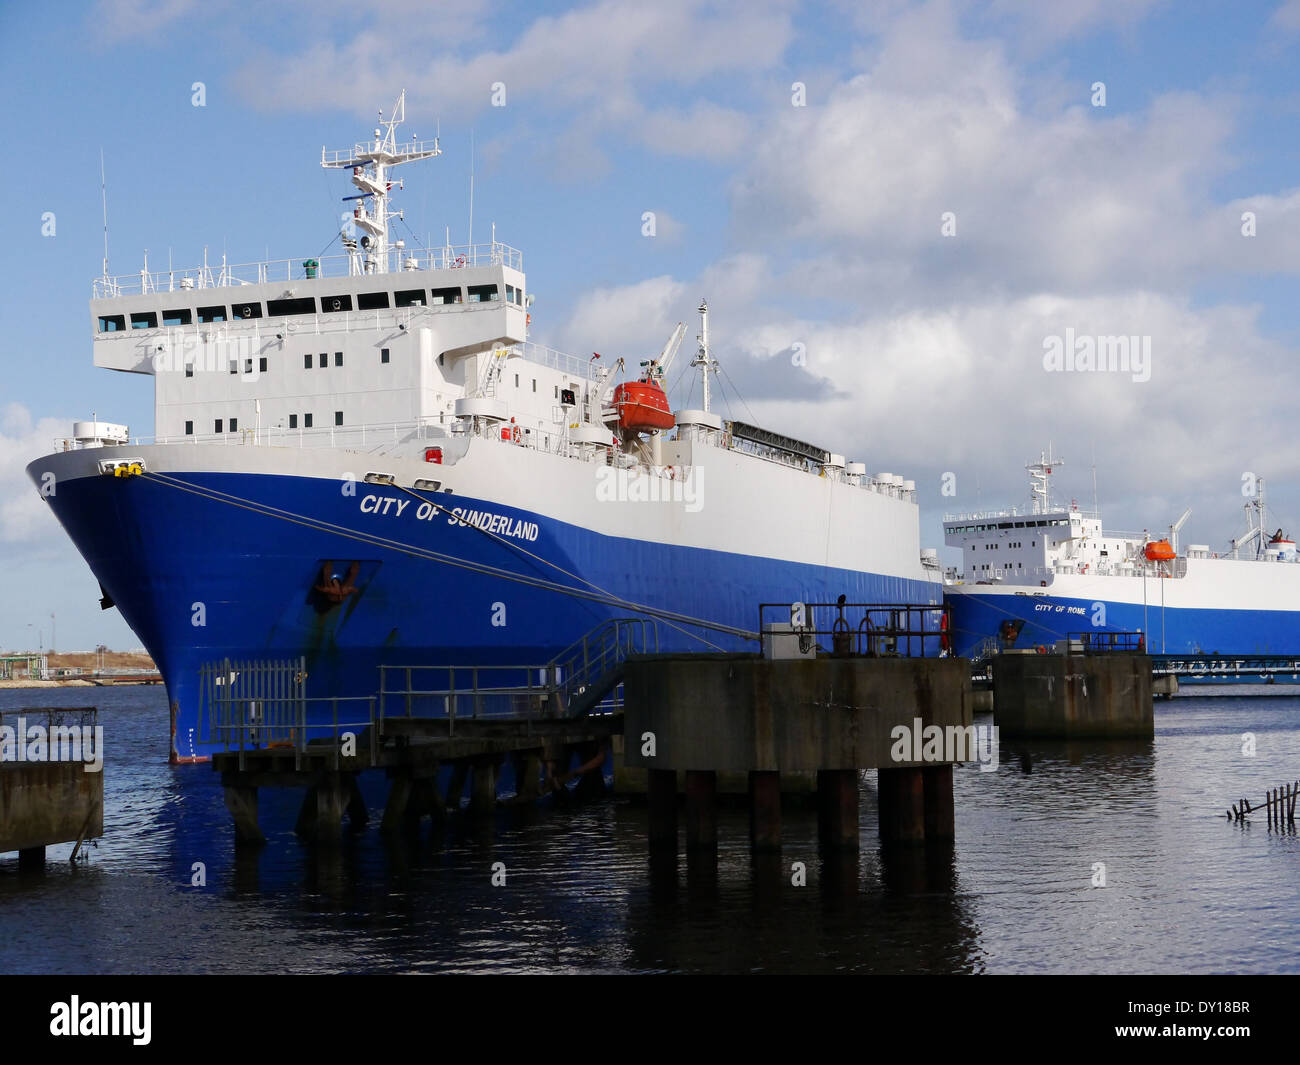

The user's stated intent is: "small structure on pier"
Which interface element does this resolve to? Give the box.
[991,633,1153,739]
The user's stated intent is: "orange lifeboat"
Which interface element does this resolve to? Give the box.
[1144,540,1176,561]
[612,380,674,432]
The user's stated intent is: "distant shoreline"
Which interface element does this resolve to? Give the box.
[0,678,98,689]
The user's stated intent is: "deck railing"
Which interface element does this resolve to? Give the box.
[93,242,522,298]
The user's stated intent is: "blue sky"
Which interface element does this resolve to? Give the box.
[3,0,1300,650]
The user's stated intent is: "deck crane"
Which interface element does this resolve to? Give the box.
[1168,508,1192,557]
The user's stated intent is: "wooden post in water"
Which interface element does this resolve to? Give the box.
[647,769,677,850]
[685,770,718,850]
[748,770,782,851]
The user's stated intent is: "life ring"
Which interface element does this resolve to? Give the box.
[512,425,522,444]
[667,466,676,480]
[1036,644,1047,654]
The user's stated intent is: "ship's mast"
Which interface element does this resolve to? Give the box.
[322,90,440,274]
[691,300,718,412]
[1027,447,1061,515]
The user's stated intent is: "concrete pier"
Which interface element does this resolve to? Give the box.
[623,655,972,853]
[992,649,1153,739]
[1,709,104,867]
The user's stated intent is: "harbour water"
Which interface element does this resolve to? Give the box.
[2,685,1298,974]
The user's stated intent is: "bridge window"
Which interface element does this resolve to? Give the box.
[304,353,312,370]
[97,314,125,332]
[130,312,158,329]
[185,420,193,435]
[259,357,267,372]
[232,302,263,320]
[381,347,389,364]
[357,291,389,310]
[214,418,223,433]
[334,352,343,367]
[506,284,516,303]
[162,308,192,326]
[431,286,461,305]
[267,296,315,317]
[318,353,327,368]
[185,363,193,378]
[230,418,238,432]
[467,283,499,302]
[322,294,352,313]
[198,305,226,323]
[395,289,426,307]
[289,414,298,429]
[304,413,313,428]
[335,411,343,426]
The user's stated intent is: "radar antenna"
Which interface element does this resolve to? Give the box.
[322,90,440,275]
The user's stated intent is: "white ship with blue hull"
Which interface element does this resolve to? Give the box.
[943,450,1300,661]
[28,96,941,761]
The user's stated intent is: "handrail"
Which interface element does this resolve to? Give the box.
[93,242,522,298]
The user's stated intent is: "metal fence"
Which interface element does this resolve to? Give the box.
[757,602,952,658]
[1065,631,1147,654]
[197,657,376,770]
[378,618,660,728]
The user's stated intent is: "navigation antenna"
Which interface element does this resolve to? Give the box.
[100,149,111,284]
[322,90,441,275]
[1027,446,1061,515]
[691,300,719,412]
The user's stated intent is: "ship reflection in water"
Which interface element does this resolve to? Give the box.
[1,686,1297,974]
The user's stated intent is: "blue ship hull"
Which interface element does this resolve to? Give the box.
[946,589,1300,660]
[48,468,937,760]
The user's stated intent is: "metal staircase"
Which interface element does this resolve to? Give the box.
[545,617,660,718]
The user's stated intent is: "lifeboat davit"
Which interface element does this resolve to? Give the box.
[1144,540,1176,561]
[612,380,675,432]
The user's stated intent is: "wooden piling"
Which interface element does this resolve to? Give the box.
[748,770,781,851]
[381,773,413,834]
[817,769,859,850]
[470,759,497,815]
[445,762,470,813]
[314,774,349,840]
[514,751,543,803]
[346,776,368,829]
[647,769,677,850]
[877,767,925,844]
[684,770,717,850]
[223,784,265,845]
[922,764,955,841]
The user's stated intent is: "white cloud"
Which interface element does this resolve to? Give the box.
[89,0,200,44]
[0,404,74,551]
[1272,0,1300,31]
[232,0,795,125]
